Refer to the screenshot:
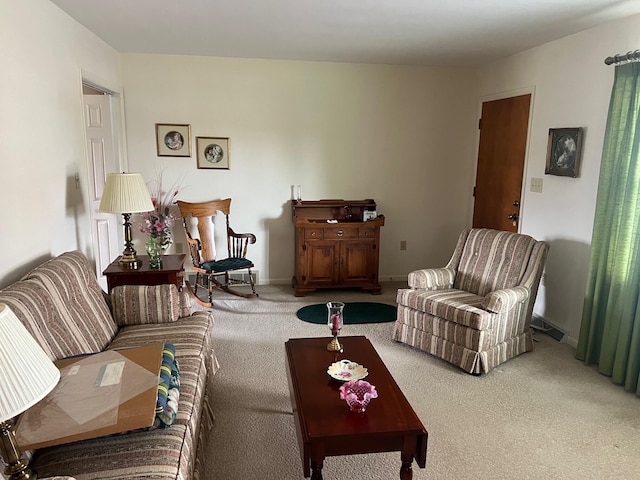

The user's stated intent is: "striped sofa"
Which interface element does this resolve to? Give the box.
[0,251,219,480]
[393,228,548,375]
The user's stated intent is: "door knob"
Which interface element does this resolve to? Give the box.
[513,200,520,207]
[507,213,519,221]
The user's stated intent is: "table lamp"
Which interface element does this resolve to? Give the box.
[99,172,154,269]
[0,303,61,480]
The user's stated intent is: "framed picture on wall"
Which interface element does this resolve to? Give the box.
[545,127,583,177]
[155,124,191,157]
[196,137,230,169]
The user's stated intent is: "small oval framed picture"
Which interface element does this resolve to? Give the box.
[545,127,583,177]
[196,137,230,170]
[156,124,191,157]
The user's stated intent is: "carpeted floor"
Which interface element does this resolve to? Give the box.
[198,283,640,480]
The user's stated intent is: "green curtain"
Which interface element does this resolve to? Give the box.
[576,62,640,395]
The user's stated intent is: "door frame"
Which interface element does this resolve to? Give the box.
[79,69,129,281]
[470,86,536,232]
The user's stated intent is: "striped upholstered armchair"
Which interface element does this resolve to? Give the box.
[393,228,549,375]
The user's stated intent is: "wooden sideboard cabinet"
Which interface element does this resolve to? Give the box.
[292,199,384,297]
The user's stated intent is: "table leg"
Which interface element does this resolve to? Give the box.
[310,460,323,480]
[400,453,414,480]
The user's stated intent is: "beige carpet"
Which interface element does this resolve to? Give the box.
[198,283,640,480]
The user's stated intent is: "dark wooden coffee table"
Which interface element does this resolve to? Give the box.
[285,336,428,479]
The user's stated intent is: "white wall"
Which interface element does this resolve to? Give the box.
[476,14,640,345]
[0,0,122,287]
[121,55,479,284]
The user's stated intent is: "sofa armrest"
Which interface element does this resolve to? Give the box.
[408,268,455,290]
[178,289,192,317]
[111,284,185,326]
[483,286,529,313]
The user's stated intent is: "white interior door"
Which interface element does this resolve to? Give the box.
[83,90,120,289]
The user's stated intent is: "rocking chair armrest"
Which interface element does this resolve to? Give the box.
[228,227,257,244]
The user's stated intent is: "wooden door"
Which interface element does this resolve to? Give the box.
[340,240,375,284]
[303,241,338,286]
[473,94,530,232]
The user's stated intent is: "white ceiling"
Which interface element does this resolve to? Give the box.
[50,0,640,67]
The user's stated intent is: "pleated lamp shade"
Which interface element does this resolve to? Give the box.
[99,172,154,214]
[0,304,61,423]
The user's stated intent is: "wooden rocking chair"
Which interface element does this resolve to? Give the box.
[176,199,258,308]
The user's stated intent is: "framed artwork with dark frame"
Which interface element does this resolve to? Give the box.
[155,124,191,157]
[196,137,230,170]
[545,127,583,177]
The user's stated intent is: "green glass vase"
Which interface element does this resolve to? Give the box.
[146,237,162,269]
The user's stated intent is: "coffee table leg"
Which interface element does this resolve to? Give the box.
[311,460,323,479]
[400,453,414,480]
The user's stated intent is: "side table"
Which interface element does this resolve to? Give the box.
[103,254,186,293]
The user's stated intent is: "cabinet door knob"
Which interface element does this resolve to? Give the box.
[337,230,343,237]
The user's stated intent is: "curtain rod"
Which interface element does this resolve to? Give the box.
[604,50,640,65]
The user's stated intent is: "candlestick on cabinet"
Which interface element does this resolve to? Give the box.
[327,302,344,352]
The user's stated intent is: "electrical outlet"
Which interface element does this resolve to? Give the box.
[400,240,407,251]
[530,177,543,193]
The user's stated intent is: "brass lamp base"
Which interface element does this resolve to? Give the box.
[118,253,141,269]
[327,333,343,353]
[118,212,141,269]
[0,421,36,480]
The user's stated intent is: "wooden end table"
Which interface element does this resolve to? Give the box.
[285,336,428,479]
[103,254,186,293]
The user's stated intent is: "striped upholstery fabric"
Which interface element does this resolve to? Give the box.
[0,251,218,480]
[0,251,118,360]
[108,312,220,378]
[396,288,491,330]
[393,229,548,374]
[111,284,182,325]
[407,267,455,290]
[454,229,536,296]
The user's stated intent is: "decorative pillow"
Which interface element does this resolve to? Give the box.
[155,343,180,428]
[110,284,180,326]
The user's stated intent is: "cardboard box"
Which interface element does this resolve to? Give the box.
[16,342,163,450]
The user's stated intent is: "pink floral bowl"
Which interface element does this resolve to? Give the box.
[339,380,378,413]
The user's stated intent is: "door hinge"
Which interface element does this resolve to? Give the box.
[473,186,476,197]
[478,118,482,129]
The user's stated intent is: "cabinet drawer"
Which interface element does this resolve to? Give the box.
[325,228,358,239]
[359,227,376,238]
[304,228,323,239]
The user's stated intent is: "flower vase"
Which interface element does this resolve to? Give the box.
[339,380,378,413]
[160,231,173,252]
[146,237,162,269]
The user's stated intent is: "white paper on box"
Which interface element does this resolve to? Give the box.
[95,361,125,387]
